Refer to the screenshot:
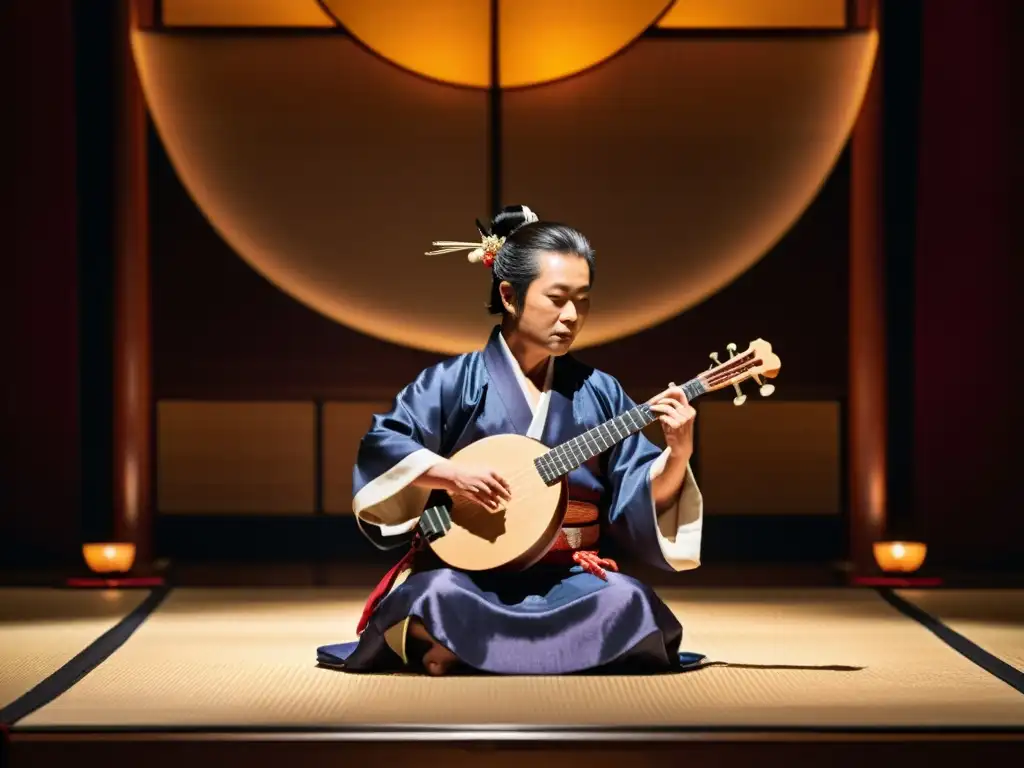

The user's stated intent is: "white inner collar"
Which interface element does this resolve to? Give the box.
[496,331,553,440]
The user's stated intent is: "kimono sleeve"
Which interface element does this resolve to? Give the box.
[599,376,704,572]
[350,364,449,548]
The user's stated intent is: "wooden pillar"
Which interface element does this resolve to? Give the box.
[847,0,885,576]
[112,0,153,564]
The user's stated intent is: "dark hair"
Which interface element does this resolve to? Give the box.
[484,205,595,316]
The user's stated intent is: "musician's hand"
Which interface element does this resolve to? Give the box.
[649,383,696,459]
[431,461,512,512]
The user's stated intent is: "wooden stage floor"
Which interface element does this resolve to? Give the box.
[2,585,1022,766]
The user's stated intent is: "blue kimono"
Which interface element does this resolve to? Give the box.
[317,326,705,674]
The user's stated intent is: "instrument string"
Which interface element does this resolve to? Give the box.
[437,381,704,504]
[439,421,645,506]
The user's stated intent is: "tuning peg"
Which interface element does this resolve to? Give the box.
[726,344,748,404]
[708,351,721,370]
[751,373,776,397]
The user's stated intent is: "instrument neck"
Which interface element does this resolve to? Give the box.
[535,377,705,484]
[418,376,706,533]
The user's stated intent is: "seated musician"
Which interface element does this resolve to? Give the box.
[317,205,705,676]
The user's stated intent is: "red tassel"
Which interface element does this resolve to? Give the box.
[573,550,619,581]
[356,536,424,635]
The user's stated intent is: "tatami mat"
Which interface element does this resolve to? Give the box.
[15,587,1024,729]
[0,588,148,709]
[897,589,1024,673]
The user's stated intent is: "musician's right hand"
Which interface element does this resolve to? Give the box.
[423,460,512,512]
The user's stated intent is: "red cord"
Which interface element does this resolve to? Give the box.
[356,535,424,635]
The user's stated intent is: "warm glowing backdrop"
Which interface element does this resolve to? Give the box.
[135,0,873,354]
[141,0,865,563]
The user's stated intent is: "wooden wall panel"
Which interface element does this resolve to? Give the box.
[322,401,391,515]
[697,401,840,516]
[157,401,315,514]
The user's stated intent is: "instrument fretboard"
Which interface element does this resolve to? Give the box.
[534,377,705,484]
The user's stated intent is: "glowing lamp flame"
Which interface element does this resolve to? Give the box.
[82,543,137,574]
[873,541,927,573]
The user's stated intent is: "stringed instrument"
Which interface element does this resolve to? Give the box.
[414,339,781,572]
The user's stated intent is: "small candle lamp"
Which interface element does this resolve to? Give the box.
[82,542,136,574]
[69,542,163,589]
[873,540,927,573]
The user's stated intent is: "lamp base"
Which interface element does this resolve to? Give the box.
[65,575,166,589]
[850,575,943,588]
[65,560,169,589]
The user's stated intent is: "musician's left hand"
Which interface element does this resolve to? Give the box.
[649,383,696,459]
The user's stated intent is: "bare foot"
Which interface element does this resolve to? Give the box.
[408,618,460,676]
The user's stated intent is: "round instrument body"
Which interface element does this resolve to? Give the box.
[428,433,567,571]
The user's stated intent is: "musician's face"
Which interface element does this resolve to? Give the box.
[512,250,592,355]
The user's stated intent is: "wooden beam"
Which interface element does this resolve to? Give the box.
[112,0,153,563]
[847,0,885,575]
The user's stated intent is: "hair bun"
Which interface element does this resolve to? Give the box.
[488,204,539,239]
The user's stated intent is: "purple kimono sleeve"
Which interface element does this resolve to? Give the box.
[597,375,704,572]
[350,363,452,549]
